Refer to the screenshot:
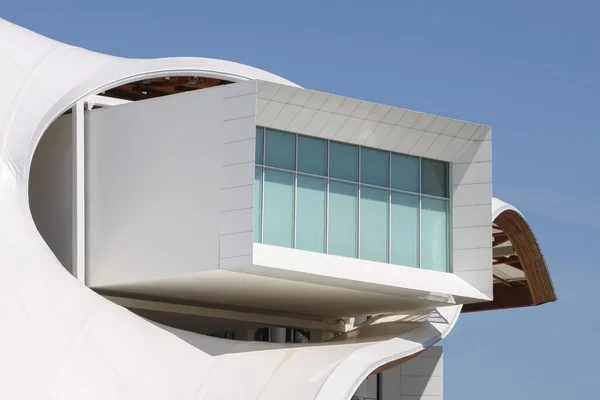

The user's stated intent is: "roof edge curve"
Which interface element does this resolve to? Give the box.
[464,198,557,312]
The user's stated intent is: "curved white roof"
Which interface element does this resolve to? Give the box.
[0,16,557,399]
[492,197,525,220]
[0,17,298,196]
[0,18,465,400]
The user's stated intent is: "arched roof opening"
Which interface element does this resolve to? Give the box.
[463,199,557,312]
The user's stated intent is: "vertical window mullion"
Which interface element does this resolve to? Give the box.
[446,160,451,271]
[447,196,450,271]
[294,133,298,249]
[254,167,263,243]
[261,127,266,243]
[326,140,330,254]
[418,157,422,268]
[388,152,392,264]
[360,186,389,263]
[357,146,361,259]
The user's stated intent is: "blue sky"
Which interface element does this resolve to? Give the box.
[3,0,597,398]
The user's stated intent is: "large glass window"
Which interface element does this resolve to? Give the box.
[421,197,449,271]
[254,167,263,243]
[329,181,359,257]
[361,148,389,187]
[360,187,389,262]
[262,169,295,248]
[391,153,419,192]
[391,192,419,268]
[298,136,327,176]
[265,129,295,170]
[330,142,359,181]
[255,127,264,164]
[296,175,327,252]
[254,127,451,272]
[421,158,448,198]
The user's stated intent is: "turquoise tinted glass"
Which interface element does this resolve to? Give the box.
[391,192,419,267]
[296,176,327,252]
[254,167,263,243]
[328,181,358,257]
[421,197,449,271]
[329,142,359,181]
[359,187,389,263]
[421,158,448,197]
[391,153,419,192]
[361,148,389,187]
[262,170,295,247]
[298,136,327,176]
[254,127,451,271]
[265,129,295,170]
[255,127,264,164]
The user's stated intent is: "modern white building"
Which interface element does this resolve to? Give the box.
[0,17,556,400]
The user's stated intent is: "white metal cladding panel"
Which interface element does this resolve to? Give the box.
[452,183,492,207]
[220,231,254,259]
[220,185,253,212]
[452,161,492,185]
[221,116,256,143]
[452,248,493,273]
[85,86,228,287]
[380,346,444,400]
[452,204,492,228]
[219,81,257,263]
[255,82,493,295]
[221,163,254,189]
[450,134,492,295]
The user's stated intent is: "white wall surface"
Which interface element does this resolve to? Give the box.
[217,82,259,270]
[384,346,443,400]
[29,114,74,274]
[451,137,493,298]
[353,346,443,399]
[85,81,257,286]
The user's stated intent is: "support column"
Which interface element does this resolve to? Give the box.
[72,100,85,283]
[235,329,257,341]
[271,327,286,343]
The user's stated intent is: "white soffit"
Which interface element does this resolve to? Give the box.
[227,244,491,303]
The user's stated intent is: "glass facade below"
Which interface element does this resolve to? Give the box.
[254,127,450,272]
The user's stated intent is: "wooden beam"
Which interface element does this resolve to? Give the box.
[493,232,510,247]
[495,210,557,305]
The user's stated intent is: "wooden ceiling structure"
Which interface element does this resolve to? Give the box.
[463,209,557,313]
[101,76,233,102]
